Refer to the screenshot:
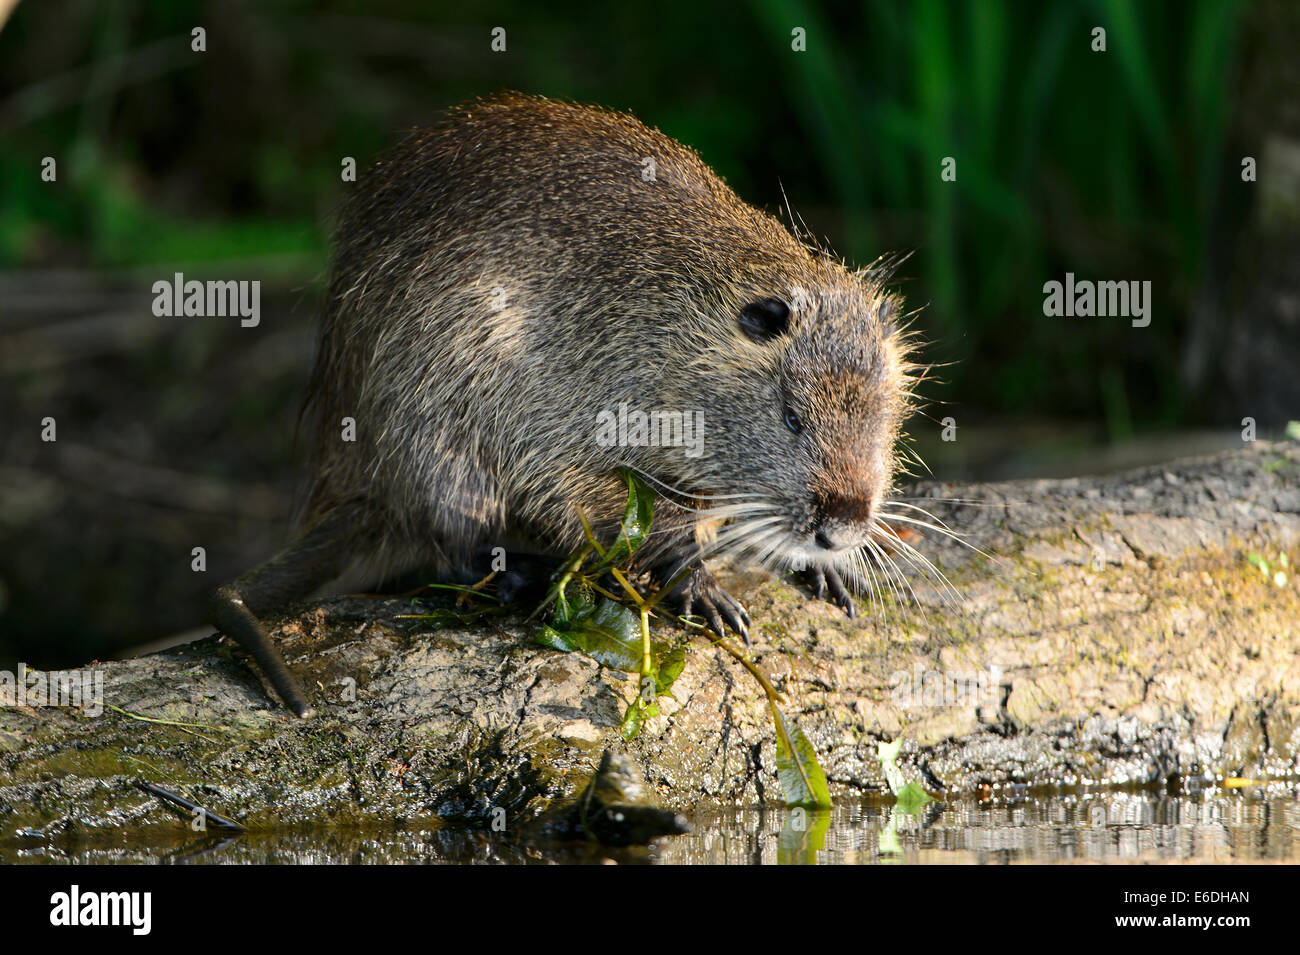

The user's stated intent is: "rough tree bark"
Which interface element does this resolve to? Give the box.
[2,443,1297,838]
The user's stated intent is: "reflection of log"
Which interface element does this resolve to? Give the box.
[2,444,1297,839]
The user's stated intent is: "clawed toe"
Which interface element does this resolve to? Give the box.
[805,566,855,618]
[677,566,751,644]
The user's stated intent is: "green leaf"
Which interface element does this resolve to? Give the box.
[777,807,832,864]
[534,626,579,653]
[876,738,907,795]
[877,738,933,813]
[894,781,932,814]
[654,643,686,696]
[553,584,573,626]
[600,469,655,568]
[558,578,600,628]
[536,598,686,684]
[620,703,643,740]
[878,815,902,856]
[620,698,659,740]
[534,597,642,669]
[770,703,832,809]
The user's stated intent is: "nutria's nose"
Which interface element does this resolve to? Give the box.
[817,491,874,526]
[815,529,835,550]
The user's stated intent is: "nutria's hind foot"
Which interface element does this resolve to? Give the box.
[676,565,751,644]
[804,565,856,619]
[466,551,559,606]
[496,568,541,605]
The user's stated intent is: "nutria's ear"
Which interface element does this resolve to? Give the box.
[739,298,791,342]
[877,298,895,328]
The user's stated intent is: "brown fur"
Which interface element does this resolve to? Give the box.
[303,92,913,583]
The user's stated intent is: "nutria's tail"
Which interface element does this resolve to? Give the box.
[209,499,370,716]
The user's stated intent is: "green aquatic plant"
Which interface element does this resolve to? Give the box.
[534,471,833,808]
[877,737,933,814]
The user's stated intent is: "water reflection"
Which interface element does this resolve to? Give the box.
[665,791,1300,865]
[7,789,1297,865]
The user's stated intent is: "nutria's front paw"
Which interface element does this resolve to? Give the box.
[804,565,856,619]
[676,566,751,644]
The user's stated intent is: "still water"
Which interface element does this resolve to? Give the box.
[8,788,1298,864]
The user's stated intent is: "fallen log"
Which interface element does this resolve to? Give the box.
[2,442,1298,841]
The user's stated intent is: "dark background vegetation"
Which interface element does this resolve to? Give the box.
[1,0,1296,666]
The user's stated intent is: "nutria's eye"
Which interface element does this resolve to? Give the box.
[739,298,791,342]
[783,406,802,434]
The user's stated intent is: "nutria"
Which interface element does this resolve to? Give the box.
[211,93,918,717]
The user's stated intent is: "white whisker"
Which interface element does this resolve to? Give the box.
[877,511,996,562]
[875,524,965,611]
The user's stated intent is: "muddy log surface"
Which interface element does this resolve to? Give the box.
[2,443,1299,843]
